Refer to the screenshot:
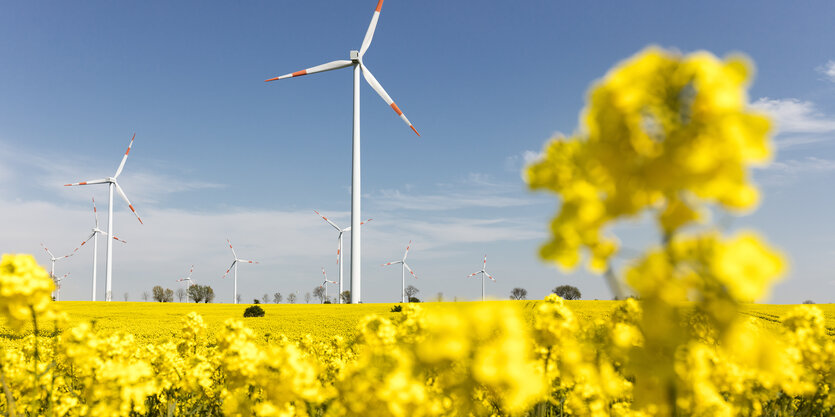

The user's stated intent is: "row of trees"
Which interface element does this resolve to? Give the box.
[509,285,582,301]
[148,285,215,303]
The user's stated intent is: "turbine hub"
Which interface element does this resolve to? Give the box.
[350,50,359,62]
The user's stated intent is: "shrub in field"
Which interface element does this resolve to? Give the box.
[243,305,265,317]
[390,304,402,312]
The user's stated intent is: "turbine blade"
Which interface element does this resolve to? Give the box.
[402,240,411,261]
[336,238,341,265]
[227,239,238,258]
[114,182,143,224]
[41,243,55,259]
[265,60,352,82]
[483,255,487,270]
[313,210,341,231]
[79,231,97,247]
[359,0,384,57]
[92,197,99,227]
[223,260,237,279]
[237,259,258,264]
[99,231,127,243]
[322,267,328,281]
[467,272,480,278]
[343,218,373,232]
[114,133,136,178]
[403,262,417,279]
[486,272,496,282]
[360,63,420,136]
[188,264,194,278]
[381,261,401,266]
[64,178,109,186]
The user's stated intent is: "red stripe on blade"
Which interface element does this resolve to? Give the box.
[376,0,384,12]
[390,102,403,115]
[292,70,308,77]
[410,125,420,136]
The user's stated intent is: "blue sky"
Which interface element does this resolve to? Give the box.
[1,1,834,303]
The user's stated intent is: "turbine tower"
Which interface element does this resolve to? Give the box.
[77,197,126,301]
[313,210,371,304]
[222,239,258,304]
[320,267,337,303]
[467,255,495,301]
[53,273,70,301]
[266,0,420,303]
[381,240,417,303]
[65,134,143,301]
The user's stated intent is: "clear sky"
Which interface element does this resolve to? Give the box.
[1,1,834,304]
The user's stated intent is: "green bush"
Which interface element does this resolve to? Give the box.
[390,305,402,312]
[243,305,265,317]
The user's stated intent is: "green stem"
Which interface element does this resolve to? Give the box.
[0,357,19,417]
[30,307,40,414]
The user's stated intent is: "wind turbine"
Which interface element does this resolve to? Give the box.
[381,240,417,303]
[222,239,258,304]
[177,265,195,287]
[40,243,75,300]
[77,197,126,301]
[65,134,143,302]
[53,273,70,301]
[320,267,337,303]
[467,255,495,301]
[313,210,372,304]
[266,0,420,304]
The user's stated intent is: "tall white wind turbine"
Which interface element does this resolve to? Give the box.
[313,210,372,304]
[381,240,417,303]
[65,134,143,302]
[266,0,420,304]
[320,267,337,303]
[222,239,259,304]
[40,243,75,301]
[77,197,127,301]
[467,255,495,301]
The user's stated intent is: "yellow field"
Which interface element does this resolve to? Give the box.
[5,300,827,344]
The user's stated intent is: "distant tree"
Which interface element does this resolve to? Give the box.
[553,285,582,300]
[287,293,297,304]
[123,292,129,302]
[253,299,261,304]
[164,288,174,303]
[262,293,270,304]
[313,286,326,304]
[244,305,265,318]
[340,291,351,304]
[405,285,419,302]
[203,286,215,303]
[236,294,242,304]
[304,292,312,304]
[188,285,204,303]
[152,286,165,302]
[176,287,186,302]
[408,296,421,303]
[142,291,150,302]
[803,300,816,304]
[436,292,443,302]
[274,292,282,304]
[510,287,528,300]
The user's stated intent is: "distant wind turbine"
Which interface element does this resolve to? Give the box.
[53,273,70,301]
[222,239,258,304]
[40,243,75,301]
[313,210,371,304]
[467,255,495,301]
[77,197,126,301]
[320,267,337,303]
[177,264,195,287]
[65,134,143,302]
[381,241,417,303]
[266,0,420,304]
